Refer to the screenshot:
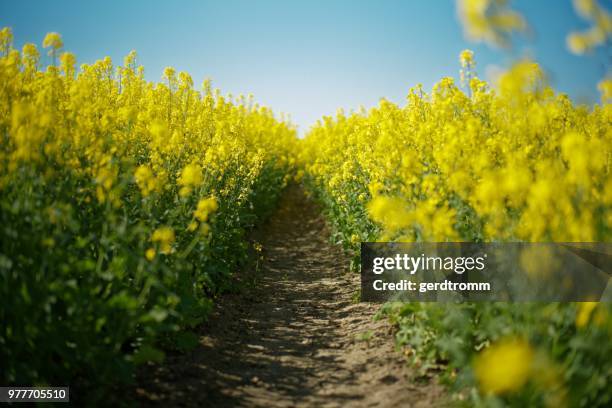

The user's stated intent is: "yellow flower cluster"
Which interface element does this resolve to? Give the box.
[0,27,297,386]
[0,27,297,245]
[300,52,611,243]
[134,165,159,197]
[566,0,612,55]
[194,196,218,222]
[151,226,175,255]
[456,0,526,48]
[300,49,611,404]
[474,338,534,395]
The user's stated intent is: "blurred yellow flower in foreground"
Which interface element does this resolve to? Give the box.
[42,32,63,50]
[134,165,158,197]
[456,0,526,48]
[576,301,602,328]
[474,338,534,395]
[367,196,412,233]
[194,196,218,222]
[187,221,199,232]
[178,163,203,197]
[151,226,175,254]
[598,77,612,103]
[145,248,156,261]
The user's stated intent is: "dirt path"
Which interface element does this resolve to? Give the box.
[135,186,445,407]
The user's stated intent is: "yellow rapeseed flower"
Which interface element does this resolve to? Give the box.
[145,248,156,261]
[134,165,158,197]
[576,302,598,328]
[178,164,203,197]
[187,221,199,232]
[42,32,63,50]
[598,77,612,103]
[367,196,413,233]
[151,226,175,254]
[194,196,218,221]
[474,338,534,395]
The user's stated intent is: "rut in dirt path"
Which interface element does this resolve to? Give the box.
[136,186,445,407]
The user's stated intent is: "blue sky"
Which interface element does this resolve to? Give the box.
[0,0,608,134]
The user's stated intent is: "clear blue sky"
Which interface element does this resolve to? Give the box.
[0,0,608,134]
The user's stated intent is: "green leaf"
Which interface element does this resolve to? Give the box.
[175,331,200,351]
[132,345,165,365]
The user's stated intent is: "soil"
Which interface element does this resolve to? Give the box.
[135,186,446,407]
